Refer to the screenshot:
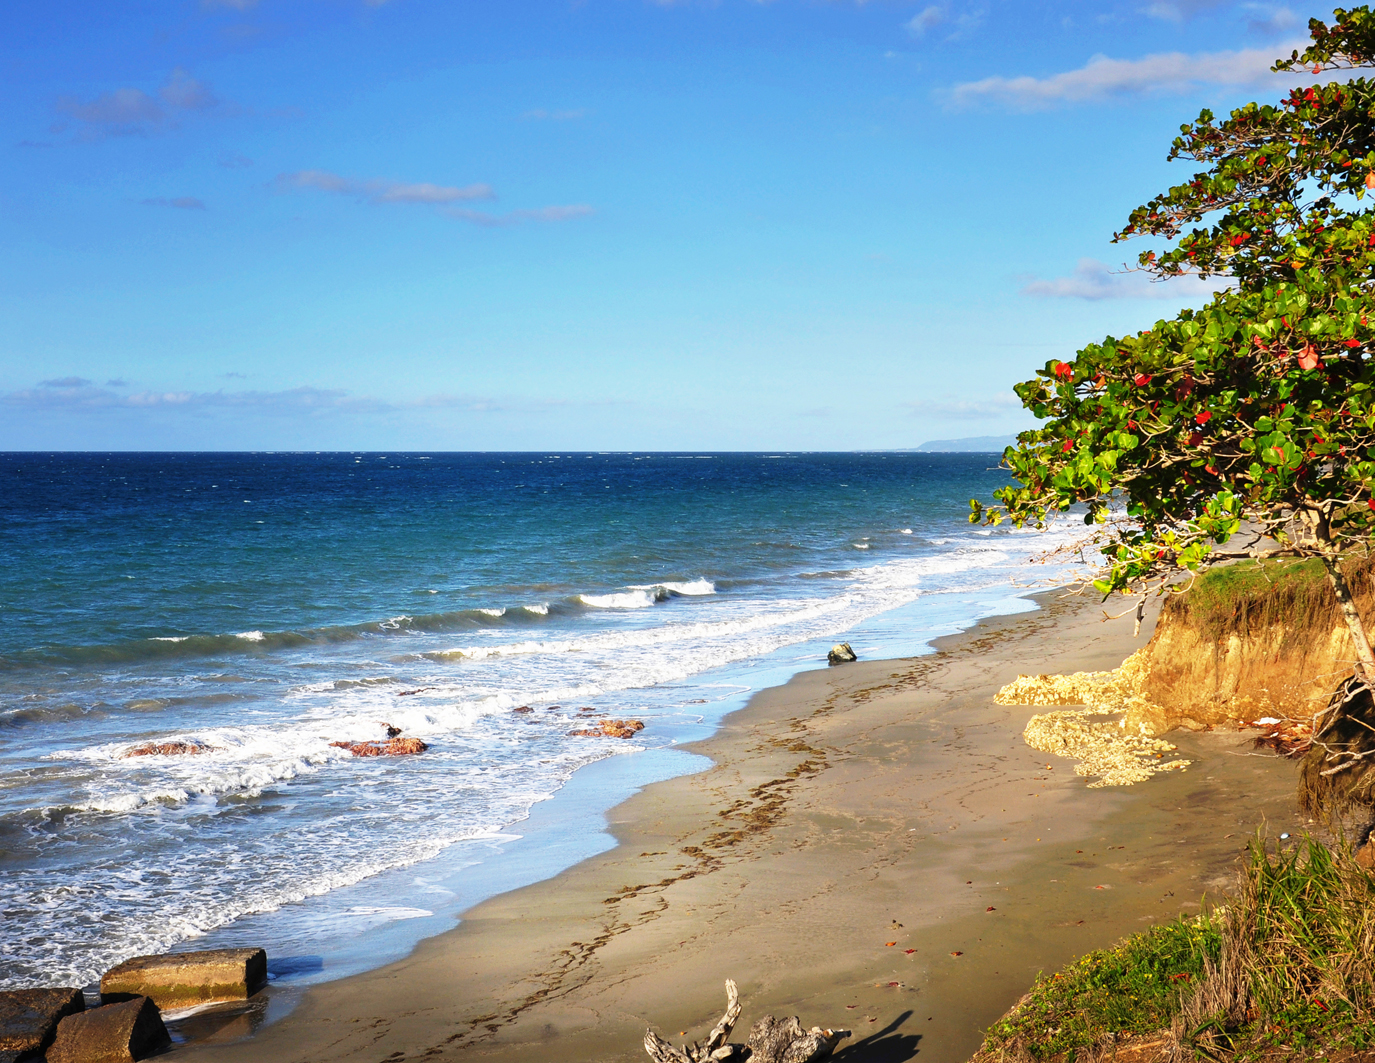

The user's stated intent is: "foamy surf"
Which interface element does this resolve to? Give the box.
[0,452,1089,992]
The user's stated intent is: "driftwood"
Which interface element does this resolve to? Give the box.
[644,981,849,1063]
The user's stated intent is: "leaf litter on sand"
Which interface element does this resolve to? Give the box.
[995,650,1191,787]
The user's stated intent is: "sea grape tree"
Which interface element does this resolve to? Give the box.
[971,7,1375,679]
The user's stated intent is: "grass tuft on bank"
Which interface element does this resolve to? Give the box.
[972,835,1375,1062]
[1164,554,1375,643]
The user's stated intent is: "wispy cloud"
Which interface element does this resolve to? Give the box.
[56,69,219,137]
[521,108,588,121]
[906,6,945,35]
[1021,258,1230,300]
[903,393,1023,419]
[280,169,593,226]
[949,39,1309,109]
[444,204,595,227]
[278,170,495,204]
[1245,3,1298,35]
[3,382,376,414]
[142,196,207,210]
[3,380,618,420]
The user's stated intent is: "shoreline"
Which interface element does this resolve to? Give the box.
[174,589,1306,1063]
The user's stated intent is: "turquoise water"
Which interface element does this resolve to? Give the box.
[0,452,1073,988]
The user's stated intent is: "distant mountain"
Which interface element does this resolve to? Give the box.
[913,435,1017,453]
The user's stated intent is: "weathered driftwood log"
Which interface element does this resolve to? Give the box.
[644,982,849,1063]
[745,1015,849,1063]
[644,979,747,1063]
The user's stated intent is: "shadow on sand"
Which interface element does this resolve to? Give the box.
[833,1010,922,1062]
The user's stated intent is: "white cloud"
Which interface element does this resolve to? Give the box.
[1246,4,1298,35]
[949,38,1311,109]
[1021,258,1230,300]
[1144,0,1225,21]
[280,170,495,204]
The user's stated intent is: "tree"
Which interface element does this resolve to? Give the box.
[971,7,1375,681]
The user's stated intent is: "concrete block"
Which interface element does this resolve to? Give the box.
[100,948,266,1010]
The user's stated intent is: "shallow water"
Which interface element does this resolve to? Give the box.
[0,452,1081,987]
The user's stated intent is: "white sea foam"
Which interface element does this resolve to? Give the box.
[578,590,656,610]
[2,514,1090,991]
[151,636,190,643]
[235,631,265,641]
[478,608,506,617]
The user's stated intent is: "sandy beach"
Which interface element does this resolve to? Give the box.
[174,590,1305,1063]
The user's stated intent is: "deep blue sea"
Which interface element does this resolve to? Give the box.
[0,452,1078,991]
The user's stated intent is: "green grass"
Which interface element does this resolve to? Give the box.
[1166,553,1375,642]
[974,836,1375,1062]
[976,918,1221,1061]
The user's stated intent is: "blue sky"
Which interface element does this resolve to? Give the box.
[0,0,1337,450]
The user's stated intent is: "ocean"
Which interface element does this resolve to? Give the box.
[0,452,1079,991]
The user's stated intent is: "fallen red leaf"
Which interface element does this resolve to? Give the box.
[986,906,996,912]
[904,949,917,954]
[950,951,963,957]
[885,941,897,947]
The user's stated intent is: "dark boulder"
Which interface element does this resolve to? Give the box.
[0,987,84,1061]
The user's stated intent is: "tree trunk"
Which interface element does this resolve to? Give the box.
[1320,554,1375,683]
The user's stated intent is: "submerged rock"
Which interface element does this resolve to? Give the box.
[569,719,645,739]
[827,643,857,666]
[0,987,84,1061]
[121,741,217,758]
[330,737,429,757]
[101,948,267,1010]
[46,997,169,1063]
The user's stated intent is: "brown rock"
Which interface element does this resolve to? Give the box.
[46,997,169,1063]
[0,987,84,1060]
[101,948,267,1010]
[330,737,429,757]
[512,706,534,714]
[380,722,402,738]
[121,742,216,758]
[568,719,645,739]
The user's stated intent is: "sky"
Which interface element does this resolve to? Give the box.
[0,0,1344,450]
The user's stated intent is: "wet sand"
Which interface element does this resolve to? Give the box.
[175,591,1305,1063]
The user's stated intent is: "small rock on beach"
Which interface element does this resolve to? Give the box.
[330,737,429,757]
[827,643,857,666]
[568,719,645,739]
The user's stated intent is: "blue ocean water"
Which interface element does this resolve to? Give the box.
[0,452,1078,990]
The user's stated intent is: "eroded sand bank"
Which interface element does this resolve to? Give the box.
[174,592,1306,1063]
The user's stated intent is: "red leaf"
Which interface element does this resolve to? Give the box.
[1188,432,1203,446]
[1133,373,1151,386]
[1061,439,1074,453]
[1195,411,1211,425]
[1298,345,1320,370]
[1346,339,1361,348]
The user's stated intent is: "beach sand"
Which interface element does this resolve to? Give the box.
[175,591,1305,1063]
